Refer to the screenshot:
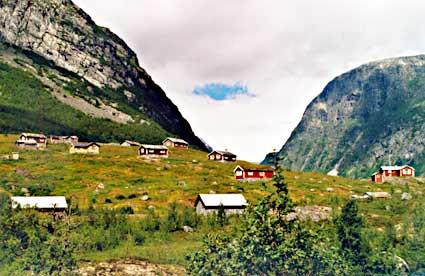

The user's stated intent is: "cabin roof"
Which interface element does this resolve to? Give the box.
[139,144,168,150]
[163,137,188,145]
[11,196,68,209]
[380,165,415,171]
[234,163,274,173]
[196,194,248,207]
[208,150,236,157]
[21,133,46,138]
[73,142,100,148]
[122,140,141,146]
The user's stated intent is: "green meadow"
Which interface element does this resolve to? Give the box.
[0,134,423,270]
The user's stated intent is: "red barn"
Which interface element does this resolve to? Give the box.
[234,164,275,181]
[371,165,415,183]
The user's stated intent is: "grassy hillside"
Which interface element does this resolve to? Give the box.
[0,134,424,269]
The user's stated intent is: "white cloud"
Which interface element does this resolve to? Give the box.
[73,0,425,161]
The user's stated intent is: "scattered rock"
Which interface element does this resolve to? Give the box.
[364,192,391,199]
[401,192,412,201]
[183,226,194,233]
[177,181,186,186]
[96,183,105,189]
[156,167,162,171]
[20,187,29,194]
[326,187,334,192]
[76,259,181,275]
[395,189,402,194]
[148,205,155,210]
[309,188,315,192]
[163,164,171,170]
[285,212,298,221]
[15,168,33,178]
[211,181,218,185]
[141,195,149,201]
[192,160,198,164]
[285,206,332,222]
[209,190,216,194]
[385,205,391,211]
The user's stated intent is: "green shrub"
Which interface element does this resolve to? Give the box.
[127,194,137,199]
[120,206,134,215]
[133,232,145,246]
[115,194,126,200]
[27,183,53,196]
[104,198,112,204]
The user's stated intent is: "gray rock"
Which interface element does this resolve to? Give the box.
[401,192,412,201]
[148,205,155,210]
[326,188,334,192]
[310,188,316,192]
[183,226,194,233]
[141,195,149,201]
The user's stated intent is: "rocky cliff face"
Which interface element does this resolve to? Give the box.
[0,0,206,149]
[264,56,425,178]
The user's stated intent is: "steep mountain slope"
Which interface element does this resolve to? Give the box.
[264,56,425,178]
[0,0,206,149]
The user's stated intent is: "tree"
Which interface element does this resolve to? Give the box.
[187,169,350,275]
[216,204,227,227]
[335,200,370,269]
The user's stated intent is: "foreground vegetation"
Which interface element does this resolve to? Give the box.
[0,134,424,274]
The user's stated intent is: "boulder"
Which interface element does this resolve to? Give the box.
[364,192,391,199]
[141,195,149,201]
[183,226,194,233]
[310,188,316,192]
[148,205,155,210]
[401,192,412,201]
[285,206,332,222]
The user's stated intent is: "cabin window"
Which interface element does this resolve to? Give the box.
[235,170,243,176]
[224,157,228,160]
[149,150,154,153]
[216,154,221,159]
[232,157,236,160]
[209,155,214,160]
[259,172,265,177]
[248,172,254,176]
[160,150,166,154]
[403,168,410,174]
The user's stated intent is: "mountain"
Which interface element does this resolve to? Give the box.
[0,0,207,149]
[263,56,425,178]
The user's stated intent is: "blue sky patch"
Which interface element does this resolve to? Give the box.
[193,82,255,100]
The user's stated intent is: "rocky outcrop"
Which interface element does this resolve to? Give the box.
[0,0,206,149]
[264,56,425,178]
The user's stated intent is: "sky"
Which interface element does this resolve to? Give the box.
[73,0,425,162]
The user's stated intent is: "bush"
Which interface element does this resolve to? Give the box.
[104,198,112,204]
[127,194,137,199]
[141,209,161,232]
[120,206,134,215]
[164,202,180,232]
[27,183,53,196]
[133,232,145,246]
[115,194,126,200]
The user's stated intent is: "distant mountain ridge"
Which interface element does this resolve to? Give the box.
[263,55,425,178]
[0,0,206,149]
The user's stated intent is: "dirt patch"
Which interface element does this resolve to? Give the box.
[76,259,185,276]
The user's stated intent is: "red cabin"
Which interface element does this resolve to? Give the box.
[234,165,275,181]
[371,165,415,183]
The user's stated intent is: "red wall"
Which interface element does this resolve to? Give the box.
[236,170,274,180]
